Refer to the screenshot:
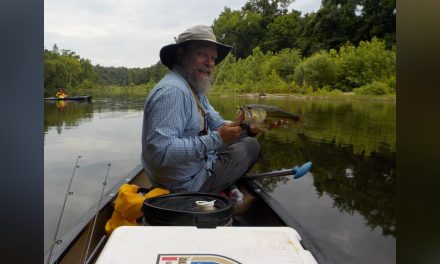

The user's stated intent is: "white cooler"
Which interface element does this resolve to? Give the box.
[96,226,318,263]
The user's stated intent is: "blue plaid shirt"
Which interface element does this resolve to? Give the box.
[141,70,225,191]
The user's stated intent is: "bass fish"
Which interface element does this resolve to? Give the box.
[236,104,300,132]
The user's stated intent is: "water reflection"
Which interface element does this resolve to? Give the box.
[44,95,395,263]
[44,96,145,260]
[245,129,396,263]
[255,133,395,238]
[44,101,94,134]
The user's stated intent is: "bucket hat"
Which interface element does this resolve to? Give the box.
[160,25,232,69]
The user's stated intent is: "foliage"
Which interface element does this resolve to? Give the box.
[93,62,168,87]
[293,51,337,90]
[353,76,395,95]
[262,11,302,53]
[44,44,168,96]
[301,0,363,55]
[265,48,302,82]
[44,45,99,95]
[210,38,395,95]
[213,8,264,58]
[212,0,395,59]
[334,38,396,91]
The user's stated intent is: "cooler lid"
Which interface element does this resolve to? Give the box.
[96,226,318,264]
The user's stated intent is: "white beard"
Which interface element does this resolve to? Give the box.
[179,61,213,94]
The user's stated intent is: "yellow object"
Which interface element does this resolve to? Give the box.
[55,91,67,98]
[105,184,169,236]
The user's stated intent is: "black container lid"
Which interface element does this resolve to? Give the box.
[142,192,233,228]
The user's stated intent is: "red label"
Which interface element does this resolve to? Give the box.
[161,256,178,261]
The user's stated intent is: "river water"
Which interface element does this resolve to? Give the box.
[44,94,395,263]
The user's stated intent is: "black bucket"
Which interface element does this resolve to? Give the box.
[142,192,233,228]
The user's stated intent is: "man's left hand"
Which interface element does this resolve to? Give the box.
[248,119,289,134]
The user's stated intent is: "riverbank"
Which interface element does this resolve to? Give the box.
[214,92,396,102]
[64,86,396,102]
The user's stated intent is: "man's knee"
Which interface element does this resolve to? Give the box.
[241,136,260,161]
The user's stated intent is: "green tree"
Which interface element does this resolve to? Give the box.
[303,0,363,55]
[242,0,294,22]
[335,38,395,90]
[262,11,303,53]
[294,51,337,90]
[265,48,302,82]
[44,45,100,94]
[213,8,264,58]
[357,0,396,48]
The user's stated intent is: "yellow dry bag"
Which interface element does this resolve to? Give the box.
[105,184,169,235]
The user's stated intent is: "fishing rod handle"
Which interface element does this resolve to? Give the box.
[245,168,293,179]
[245,161,312,180]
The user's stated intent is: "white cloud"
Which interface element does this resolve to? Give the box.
[45,0,321,68]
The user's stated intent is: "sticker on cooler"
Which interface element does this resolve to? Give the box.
[157,254,241,264]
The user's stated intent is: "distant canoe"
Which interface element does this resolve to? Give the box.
[44,96,92,101]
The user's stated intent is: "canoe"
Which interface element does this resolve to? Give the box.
[45,164,328,264]
[44,95,92,101]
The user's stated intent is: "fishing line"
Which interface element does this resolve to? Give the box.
[211,43,234,88]
[82,163,111,264]
[234,42,237,108]
[46,155,82,264]
[210,42,237,119]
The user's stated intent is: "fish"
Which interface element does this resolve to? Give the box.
[235,104,300,132]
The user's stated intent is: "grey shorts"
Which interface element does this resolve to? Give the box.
[198,135,261,193]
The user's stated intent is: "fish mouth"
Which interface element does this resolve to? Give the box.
[237,107,253,123]
[236,107,245,122]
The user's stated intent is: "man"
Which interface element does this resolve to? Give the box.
[141,25,261,194]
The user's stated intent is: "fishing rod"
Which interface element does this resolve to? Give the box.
[245,161,312,180]
[46,155,82,264]
[82,163,111,264]
[212,42,236,88]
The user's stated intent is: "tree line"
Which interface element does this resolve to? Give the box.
[44,0,395,96]
[214,0,395,59]
[44,45,167,96]
[213,37,395,95]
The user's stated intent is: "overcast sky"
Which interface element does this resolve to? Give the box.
[44,0,322,68]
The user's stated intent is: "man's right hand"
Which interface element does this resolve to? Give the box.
[217,122,242,145]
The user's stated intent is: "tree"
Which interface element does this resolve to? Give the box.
[242,0,294,19]
[335,38,395,90]
[266,48,302,82]
[293,51,337,90]
[262,11,303,53]
[356,0,396,47]
[303,0,363,54]
[212,8,264,58]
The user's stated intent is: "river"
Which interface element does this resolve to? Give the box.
[44,93,395,263]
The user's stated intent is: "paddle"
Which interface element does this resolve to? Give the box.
[245,161,312,180]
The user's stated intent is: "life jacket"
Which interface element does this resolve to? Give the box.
[105,184,169,236]
[56,91,67,99]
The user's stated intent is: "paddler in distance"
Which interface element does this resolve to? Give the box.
[141,25,287,197]
[55,87,68,99]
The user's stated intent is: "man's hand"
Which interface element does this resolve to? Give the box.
[267,119,289,129]
[217,121,242,145]
[248,119,290,134]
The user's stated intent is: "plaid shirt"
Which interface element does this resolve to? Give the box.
[141,70,224,191]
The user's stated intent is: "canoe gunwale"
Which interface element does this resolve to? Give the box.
[45,165,144,264]
[44,96,92,101]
